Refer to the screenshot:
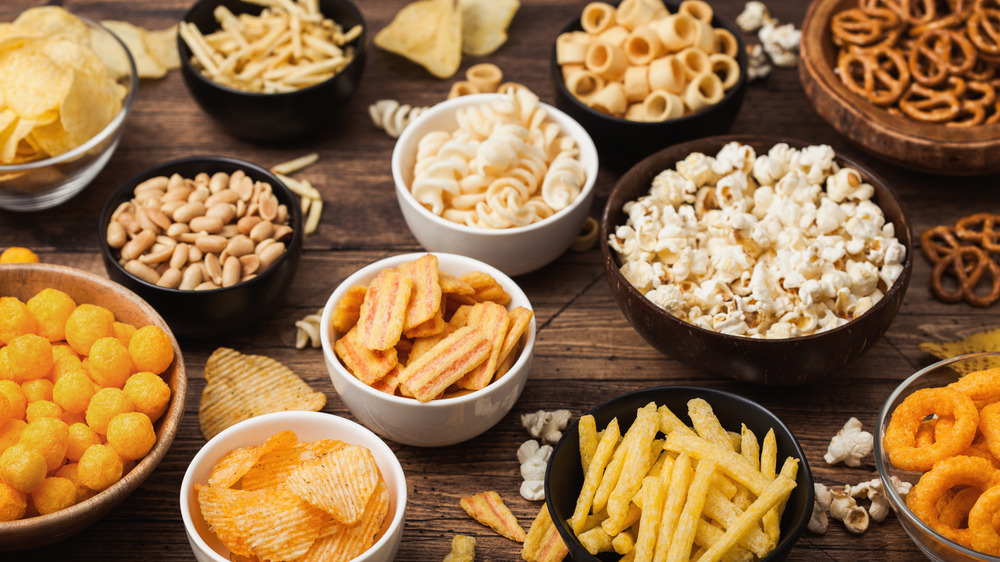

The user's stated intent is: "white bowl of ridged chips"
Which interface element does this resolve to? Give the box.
[320,252,536,447]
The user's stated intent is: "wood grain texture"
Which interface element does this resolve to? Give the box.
[1,0,999,560]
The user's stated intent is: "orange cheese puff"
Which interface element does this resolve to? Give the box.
[335,326,398,385]
[0,481,26,521]
[122,372,171,422]
[50,344,85,382]
[0,443,47,493]
[64,304,115,356]
[113,322,137,347]
[128,325,174,375]
[6,334,53,382]
[88,337,134,388]
[0,247,39,264]
[0,382,26,421]
[106,412,156,461]
[399,326,491,402]
[53,371,97,415]
[66,423,101,462]
[25,401,64,423]
[0,297,38,345]
[19,417,69,472]
[0,395,8,430]
[30,476,77,515]
[457,303,510,391]
[22,379,53,403]
[0,420,27,455]
[85,388,134,435]
[54,463,98,504]
[77,444,123,491]
[356,269,413,351]
[26,289,76,343]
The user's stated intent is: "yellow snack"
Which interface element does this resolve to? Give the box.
[29,476,76,515]
[122,371,170,422]
[0,247,39,264]
[87,336,134,388]
[64,303,115,356]
[0,381,26,420]
[398,253,443,330]
[460,0,519,56]
[66,422,100,462]
[285,444,380,524]
[127,325,173,375]
[0,481,27,521]
[85,387,134,435]
[460,490,527,542]
[0,395,8,430]
[457,302,510,391]
[208,430,297,489]
[105,412,156,461]
[18,416,69,472]
[569,417,621,534]
[54,462,98,503]
[50,343,85,381]
[461,271,511,305]
[0,420,27,455]
[443,534,477,562]
[298,479,389,561]
[77,443,123,491]
[112,321,137,347]
[25,288,75,342]
[398,325,491,402]
[522,503,569,562]
[25,400,64,423]
[0,297,38,345]
[52,371,96,415]
[6,333,53,382]
[0,443,47,493]
[331,285,367,334]
[21,378,53,403]
[356,268,413,351]
[374,0,463,79]
[334,326,398,386]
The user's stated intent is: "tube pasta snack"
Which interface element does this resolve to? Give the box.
[563,399,799,562]
[332,254,533,402]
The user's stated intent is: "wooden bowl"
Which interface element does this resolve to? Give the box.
[799,0,1000,176]
[600,135,914,385]
[0,263,186,551]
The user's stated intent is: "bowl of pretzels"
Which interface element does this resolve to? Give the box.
[799,0,1000,176]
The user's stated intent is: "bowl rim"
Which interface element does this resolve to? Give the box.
[598,133,913,345]
[98,154,304,295]
[0,15,138,172]
[0,262,187,536]
[874,351,1000,561]
[545,384,814,561]
[178,410,407,562]
[549,0,749,127]
[319,251,536,409]
[391,92,600,238]
[177,0,368,98]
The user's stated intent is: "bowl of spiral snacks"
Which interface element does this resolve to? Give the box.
[99,155,304,339]
[545,385,814,562]
[178,0,367,142]
[180,410,407,562]
[601,135,913,385]
[875,352,1000,561]
[320,252,536,447]
[0,7,137,212]
[551,0,747,169]
[799,0,1000,176]
[391,91,599,277]
[0,263,186,551]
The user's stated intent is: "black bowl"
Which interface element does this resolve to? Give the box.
[99,155,303,338]
[551,1,748,170]
[178,0,367,142]
[600,135,913,385]
[546,386,814,562]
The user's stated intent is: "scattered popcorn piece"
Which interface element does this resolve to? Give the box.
[759,22,801,68]
[294,308,324,349]
[746,44,772,81]
[850,479,889,522]
[736,1,776,32]
[443,534,477,562]
[521,409,572,445]
[830,484,869,534]
[809,483,833,533]
[517,439,552,501]
[824,417,874,467]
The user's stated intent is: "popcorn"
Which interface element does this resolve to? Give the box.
[610,142,905,339]
[736,1,776,32]
[521,409,571,446]
[824,417,873,467]
[517,439,551,501]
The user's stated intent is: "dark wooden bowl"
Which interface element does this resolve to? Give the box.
[600,135,913,385]
[799,0,1000,176]
[546,386,814,561]
[0,263,186,551]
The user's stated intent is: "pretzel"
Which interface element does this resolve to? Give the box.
[968,8,1000,55]
[921,225,962,263]
[838,45,911,105]
[909,29,977,85]
[899,82,962,120]
[931,245,1000,306]
[832,8,895,46]
[902,0,938,24]
[956,212,1000,251]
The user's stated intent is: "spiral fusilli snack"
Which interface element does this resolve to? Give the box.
[411,89,587,230]
[369,99,429,138]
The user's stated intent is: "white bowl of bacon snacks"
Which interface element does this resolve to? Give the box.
[179,410,406,562]
[320,252,536,447]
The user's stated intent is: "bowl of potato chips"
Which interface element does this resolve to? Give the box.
[320,252,536,447]
[177,0,367,142]
[545,386,813,562]
[180,410,406,562]
[0,7,138,212]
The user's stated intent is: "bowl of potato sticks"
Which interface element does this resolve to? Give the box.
[392,92,599,277]
[0,7,137,212]
[179,410,407,562]
[601,135,913,385]
[320,252,535,447]
[177,0,367,142]
[0,263,186,551]
[875,352,1000,561]
[551,0,748,169]
[545,385,813,562]
[799,0,1000,176]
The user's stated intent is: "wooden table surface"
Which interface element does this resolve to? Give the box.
[3,0,998,560]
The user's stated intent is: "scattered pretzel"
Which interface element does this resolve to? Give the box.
[923,213,1000,307]
[956,212,1000,251]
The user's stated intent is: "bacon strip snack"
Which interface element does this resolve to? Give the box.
[460,490,527,542]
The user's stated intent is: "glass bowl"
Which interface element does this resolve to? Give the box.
[875,352,1000,562]
[0,15,137,212]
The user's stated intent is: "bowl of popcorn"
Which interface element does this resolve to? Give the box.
[544,385,814,561]
[0,7,137,212]
[320,252,536,447]
[601,135,913,385]
[0,263,186,551]
[178,0,367,142]
[99,155,304,339]
[799,0,1000,176]
[180,410,407,562]
[551,0,748,169]
[391,91,599,277]
[875,352,1000,562]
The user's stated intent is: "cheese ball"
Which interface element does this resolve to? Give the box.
[25,400,64,424]
[21,378,53,403]
[87,336,134,388]
[106,412,156,461]
[77,444,123,491]
[64,303,115,356]
[52,371,97,416]
[66,423,101,462]
[127,325,174,375]
[0,481,26,521]
[19,417,69,472]
[25,288,76,343]
[0,247,39,264]
[6,333,53,382]
[0,381,25,420]
[0,443,47,493]
[0,297,38,345]
[85,388,134,435]
[0,419,26,455]
[54,463,98,504]
[30,476,77,515]
[122,372,171,422]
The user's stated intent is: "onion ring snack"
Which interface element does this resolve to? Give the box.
[883,387,979,472]
[905,455,1000,544]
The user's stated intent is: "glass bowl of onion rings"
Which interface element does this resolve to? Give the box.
[875,352,1000,562]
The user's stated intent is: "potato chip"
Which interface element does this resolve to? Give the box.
[334,326,398,385]
[228,486,325,562]
[332,285,367,334]
[285,444,381,525]
[522,503,569,562]
[374,0,462,79]
[460,0,519,56]
[300,479,389,562]
[208,430,297,489]
[356,269,413,351]
[403,309,446,339]
[398,253,442,330]
[398,325,491,402]
[140,24,179,70]
[439,271,475,297]
[0,46,72,119]
[98,21,168,79]
[239,440,347,492]
[920,327,1000,374]
[198,348,327,440]
[461,271,511,305]
[460,490,526,542]
[197,484,255,558]
[457,302,509,391]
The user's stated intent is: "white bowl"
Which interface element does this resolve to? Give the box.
[320,252,536,447]
[179,411,406,562]
[392,93,599,277]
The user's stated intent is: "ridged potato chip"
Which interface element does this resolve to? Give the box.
[285,444,381,525]
[299,479,389,562]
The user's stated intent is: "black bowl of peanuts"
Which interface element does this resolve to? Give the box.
[99,155,303,338]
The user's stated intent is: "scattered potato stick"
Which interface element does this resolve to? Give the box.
[332,285,367,334]
[457,302,510,390]
[522,504,569,562]
[652,451,691,561]
[663,432,768,495]
[578,414,598,473]
[460,490,527,542]
[688,398,733,451]
[334,326,398,385]
[357,269,413,350]
[304,196,323,235]
[570,417,621,534]
[696,475,797,562]
[398,325,490,402]
[271,153,319,175]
